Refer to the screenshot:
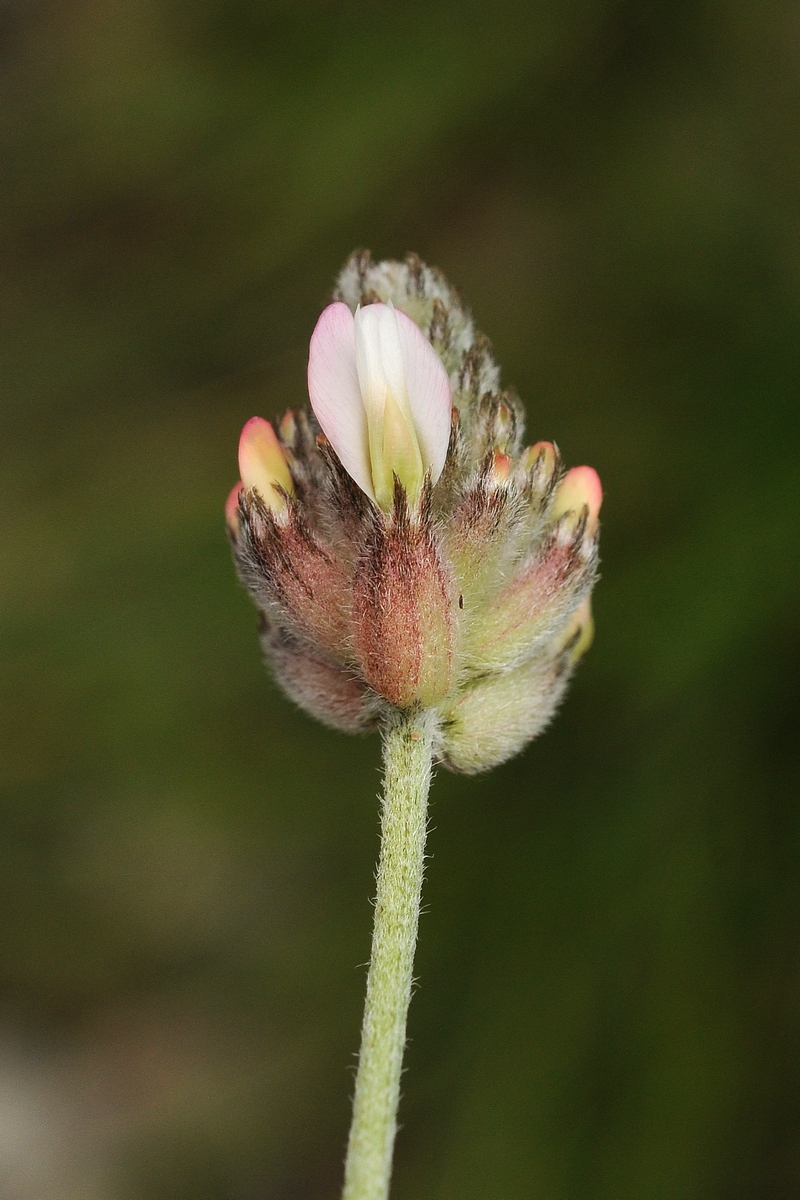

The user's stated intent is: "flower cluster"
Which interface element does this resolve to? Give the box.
[226,252,601,773]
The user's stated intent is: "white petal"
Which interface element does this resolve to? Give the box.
[378,306,409,410]
[354,303,425,508]
[307,302,375,500]
[393,306,452,484]
[353,303,415,427]
[353,304,389,425]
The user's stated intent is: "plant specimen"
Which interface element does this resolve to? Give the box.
[226,252,601,1200]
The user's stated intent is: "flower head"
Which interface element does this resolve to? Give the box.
[227,252,602,772]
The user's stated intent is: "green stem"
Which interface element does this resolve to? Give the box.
[342,708,436,1200]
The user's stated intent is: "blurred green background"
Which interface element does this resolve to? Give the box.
[2,1,799,1197]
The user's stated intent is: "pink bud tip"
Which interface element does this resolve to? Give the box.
[238,416,294,515]
[489,450,513,486]
[553,466,603,534]
[225,482,243,534]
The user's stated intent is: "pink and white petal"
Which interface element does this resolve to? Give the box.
[393,306,452,484]
[308,302,374,500]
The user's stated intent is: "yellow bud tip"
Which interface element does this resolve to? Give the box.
[522,440,557,477]
[563,597,595,662]
[225,482,243,535]
[495,402,513,437]
[553,466,603,535]
[238,416,294,517]
[279,410,297,445]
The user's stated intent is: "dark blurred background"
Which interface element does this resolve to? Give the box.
[2,1,799,1197]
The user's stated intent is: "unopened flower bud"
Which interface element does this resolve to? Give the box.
[279,409,297,447]
[352,510,454,708]
[520,440,558,489]
[468,391,524,461]
[488,449,513,488]
[437,652,568,775]
[552,465,603,536]
[236,495,351,657]
[461,532,594,673]
[494,400,514,439]
[238,417,294,519]
[262,622,379,734]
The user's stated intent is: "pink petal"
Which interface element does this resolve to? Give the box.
[307,303,374,500]
[393,305,452,484]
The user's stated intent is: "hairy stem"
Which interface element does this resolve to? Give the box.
[342,708,436,1200]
